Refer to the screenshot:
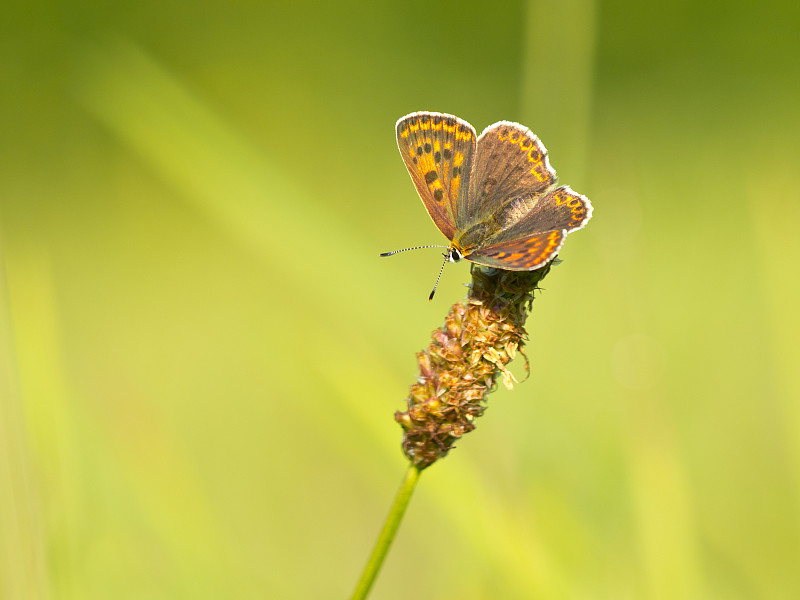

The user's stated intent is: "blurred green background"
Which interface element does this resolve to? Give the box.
[2,0,799,598]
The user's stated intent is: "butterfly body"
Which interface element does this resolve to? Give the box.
[395,111,592,272]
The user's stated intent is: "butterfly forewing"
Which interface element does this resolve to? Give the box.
[396,112,476,241]
[464,121,558,226]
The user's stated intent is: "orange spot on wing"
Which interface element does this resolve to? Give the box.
[527,147,543,164]
[531,168,547,181]
[450,177,461,197]
[416,153,435,175]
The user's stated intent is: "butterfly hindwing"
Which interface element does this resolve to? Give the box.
[396,112,476,241]
[533,186,592,233]
[465,186,591,270]
[486,185,592,246]
[466,230,565,271]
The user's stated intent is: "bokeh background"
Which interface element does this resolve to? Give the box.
[2,0,799,598]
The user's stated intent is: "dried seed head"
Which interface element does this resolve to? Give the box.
[394,261,554,469]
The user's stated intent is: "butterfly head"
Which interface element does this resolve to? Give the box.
[445,246,463,263]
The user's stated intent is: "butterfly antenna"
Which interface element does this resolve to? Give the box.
[428,253,449,301]
[380,244,449,257]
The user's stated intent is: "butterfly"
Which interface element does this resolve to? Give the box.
[383,111,592,299]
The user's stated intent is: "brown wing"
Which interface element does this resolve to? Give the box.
[396,112,476,241]
[465,186,592,270]
[464,121,558,225]
[490,185,592,241]
[466,230,565,271]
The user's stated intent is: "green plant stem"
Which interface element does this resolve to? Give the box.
[350,465,421,600]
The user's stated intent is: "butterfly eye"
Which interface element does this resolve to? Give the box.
[448,248,463,263]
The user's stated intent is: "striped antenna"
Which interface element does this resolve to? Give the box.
[428,253,449,301]
[380,244,449,257]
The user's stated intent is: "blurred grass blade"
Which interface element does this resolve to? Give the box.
[522,0,597,183]
[0,242,49,600]
[73,39,418,322]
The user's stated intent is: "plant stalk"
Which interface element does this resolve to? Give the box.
[349,466,421,600]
